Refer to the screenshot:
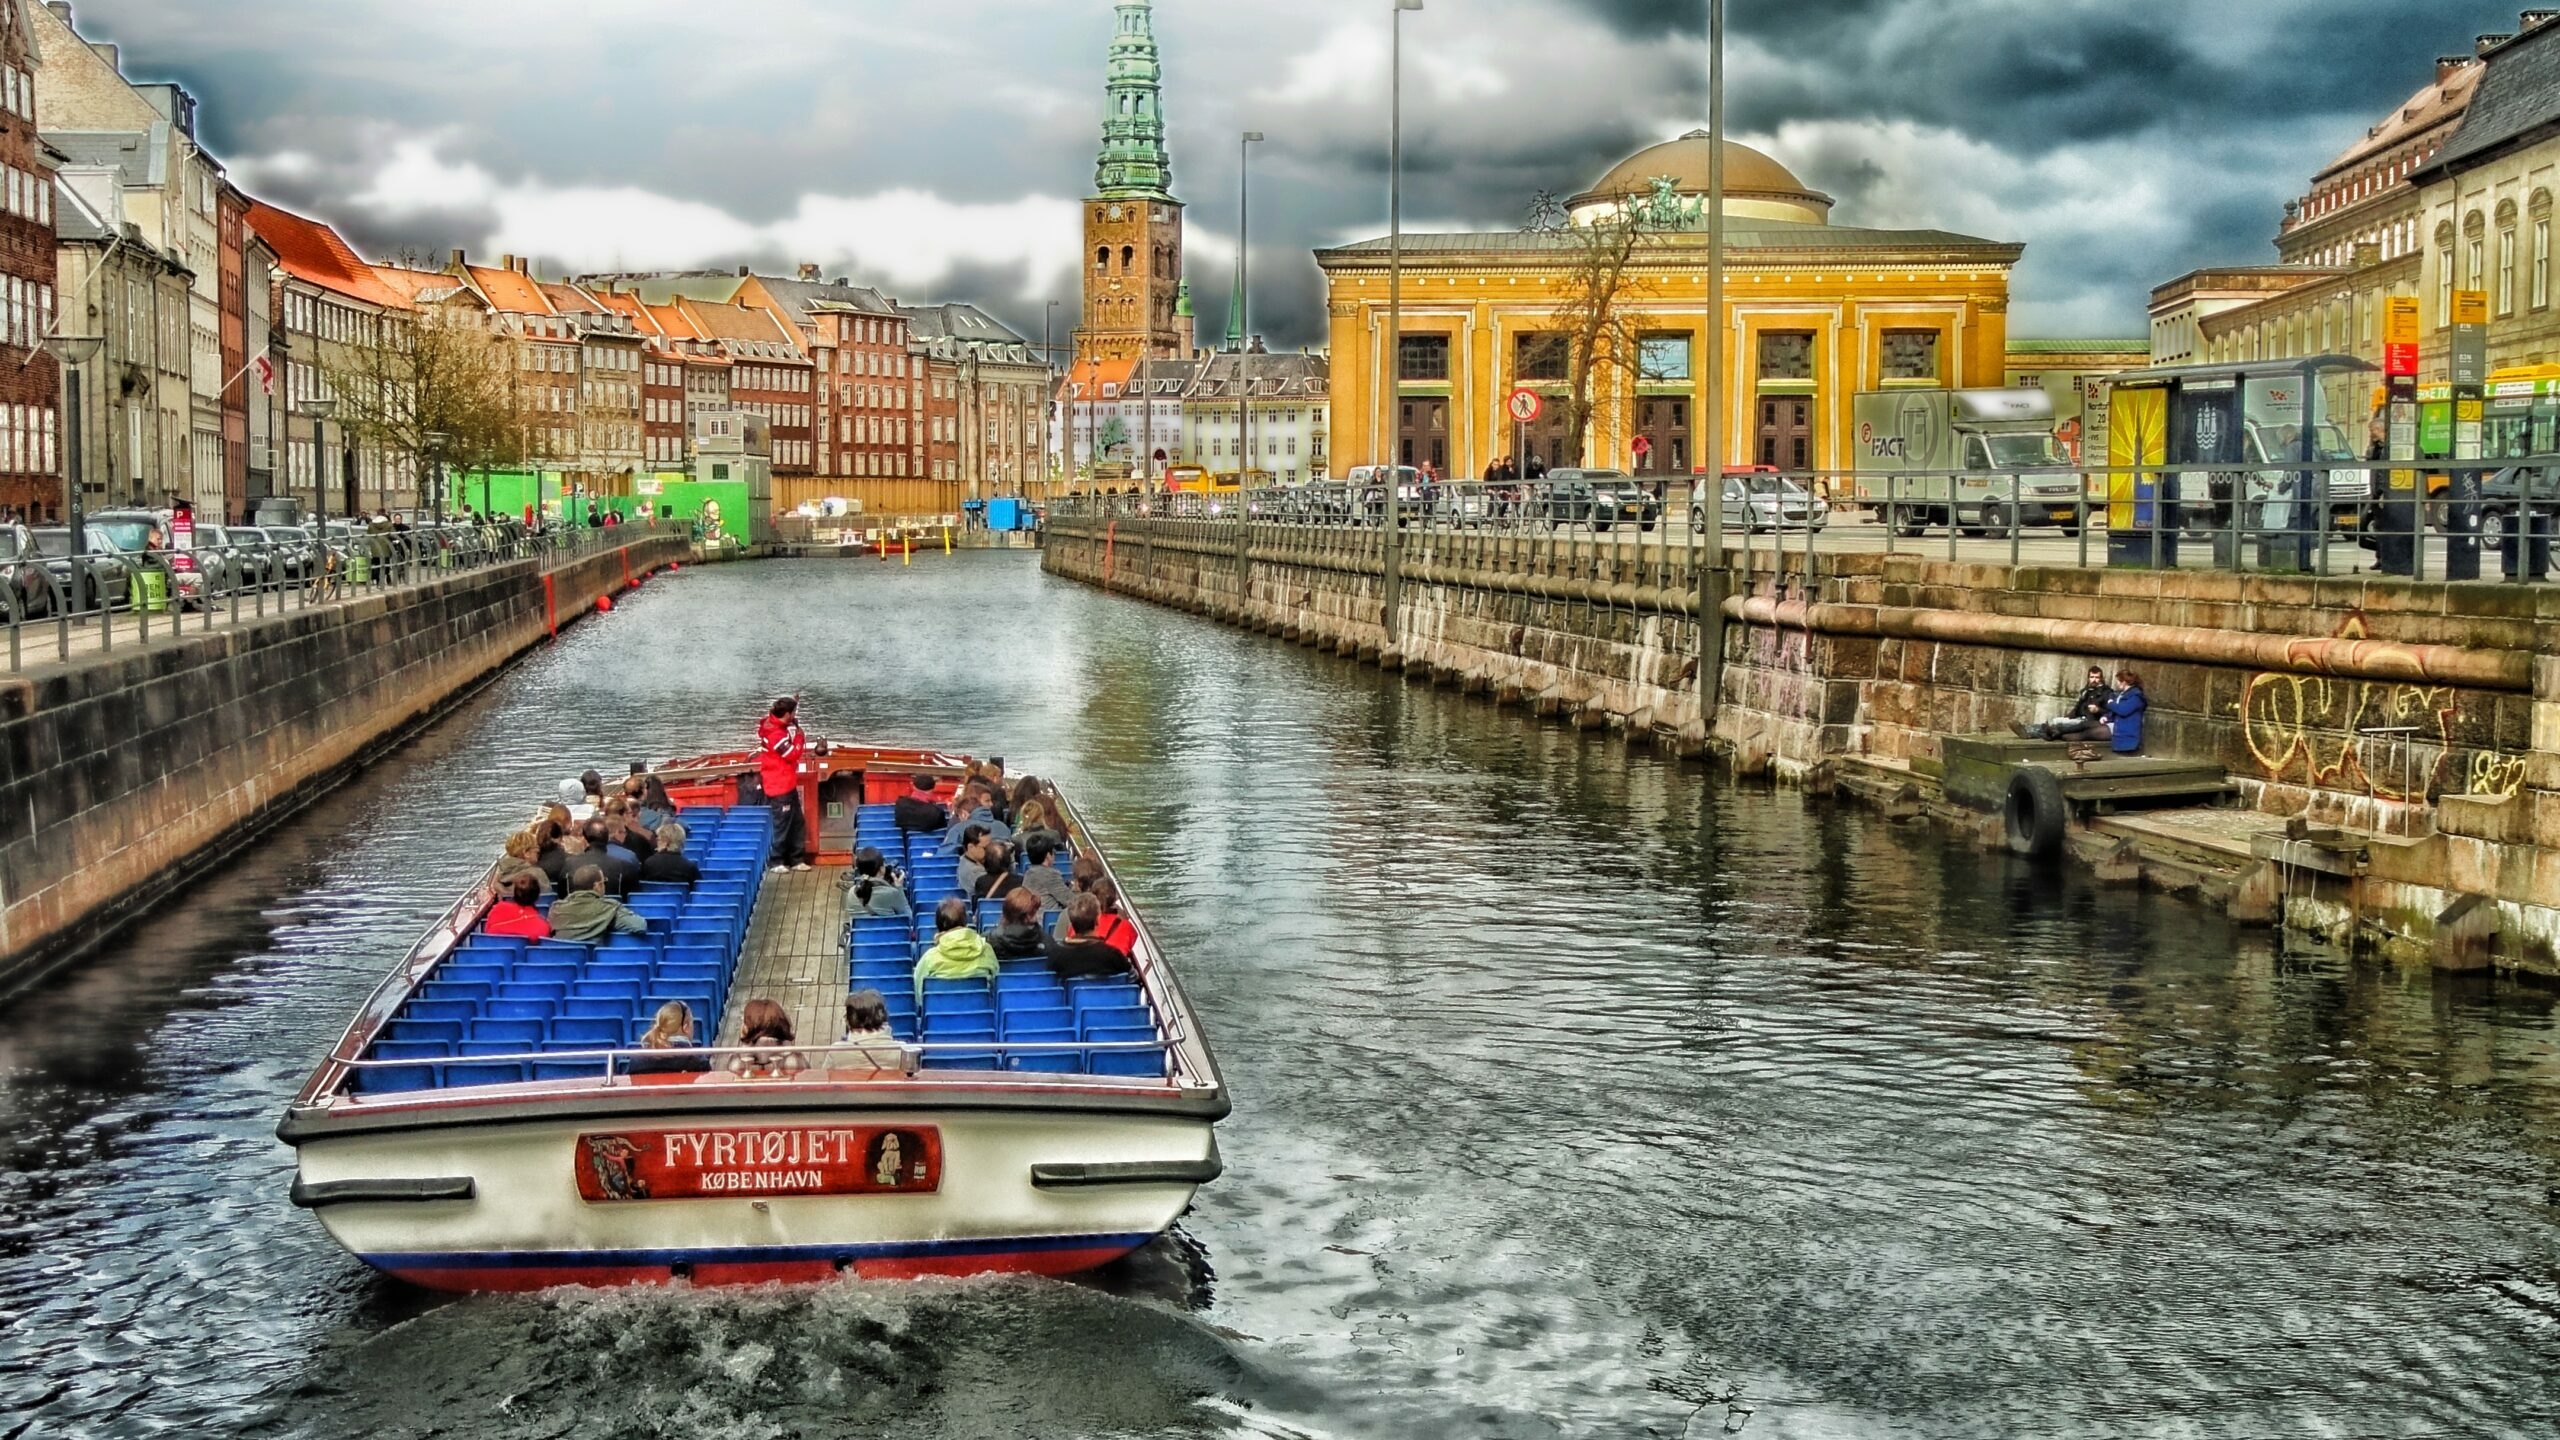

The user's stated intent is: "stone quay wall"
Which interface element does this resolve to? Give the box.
[1042,516,2560,972]
[0,534,687,989]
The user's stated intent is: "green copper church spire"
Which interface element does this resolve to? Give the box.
[1222,256,1245,351]
[1094,2,1174,200]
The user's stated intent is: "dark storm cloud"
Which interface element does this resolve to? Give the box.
[50,0,2559,347]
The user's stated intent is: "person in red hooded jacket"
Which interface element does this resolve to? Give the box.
[758,696,814,871]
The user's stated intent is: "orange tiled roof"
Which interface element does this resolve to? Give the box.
[369,264,474,306]
[675,294,805,354]
[245,201,412,309]
[465,264,555,316]
[1064,356,1134,399]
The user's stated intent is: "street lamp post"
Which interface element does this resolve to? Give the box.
[1696,0,1727,729]
[424,429,451,522]
[1044,299,1061,486]
[1239,131,1263,495]
[1383,0,1420,647]
[43,334,103,613]
[299,396,339,535]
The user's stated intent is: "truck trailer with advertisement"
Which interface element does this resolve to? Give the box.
[1848,389,2075,535]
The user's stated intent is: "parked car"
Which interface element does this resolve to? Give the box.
[1343,464,1423,524]
[1,521,55,618]
[1538,468,1661,532]
[2480,463,2560,547]
[28,526,135,610]
[1695,469,1830,532]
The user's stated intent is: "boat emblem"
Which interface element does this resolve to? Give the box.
[586,1134,651,1200]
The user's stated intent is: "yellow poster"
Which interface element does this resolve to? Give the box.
[2104,385,2167,530]
[2384,297,2421,348]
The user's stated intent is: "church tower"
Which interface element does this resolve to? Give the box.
[1075,2,1184,364]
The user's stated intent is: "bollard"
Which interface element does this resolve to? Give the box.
[2501,508,2552,580]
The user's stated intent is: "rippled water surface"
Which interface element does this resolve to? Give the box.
[4,552,2559,1438]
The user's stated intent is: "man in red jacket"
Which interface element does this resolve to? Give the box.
[758,697,814,871]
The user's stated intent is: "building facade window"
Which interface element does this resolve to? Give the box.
[1397,334,1449,381]
[1638,333,1692,382]
[2536,216,2552,311]
[1879,328,1940,382]
[1514,332,1567,381]
[1758,332,1813,381]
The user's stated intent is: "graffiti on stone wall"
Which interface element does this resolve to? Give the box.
[2238,612,2523,802]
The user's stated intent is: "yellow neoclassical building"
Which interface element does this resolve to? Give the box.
[1317,131,2025,479]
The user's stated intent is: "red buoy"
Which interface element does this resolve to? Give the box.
[596,594,615,613]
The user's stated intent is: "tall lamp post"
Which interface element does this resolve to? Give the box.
[1696,0,1727,728]
[424,429,451,522]
[299,396,339,533]
[1383,0,1420,646]
[1043,298,1061,487]
[43,333,103,613]
[1238,130,1263,496]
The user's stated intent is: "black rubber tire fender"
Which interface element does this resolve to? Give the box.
[2003,766,2068,858]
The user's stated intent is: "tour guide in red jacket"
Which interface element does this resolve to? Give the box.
[758,697,815,871]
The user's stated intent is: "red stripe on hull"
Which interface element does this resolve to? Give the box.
[378,1242,1142,1293]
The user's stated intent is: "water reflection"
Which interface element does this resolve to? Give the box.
[0,554,2553,1437]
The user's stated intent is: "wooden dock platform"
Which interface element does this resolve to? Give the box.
[1940,734,2235,814]
[716,869,849,1047]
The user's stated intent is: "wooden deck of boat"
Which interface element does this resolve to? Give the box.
[717,868,847,1046]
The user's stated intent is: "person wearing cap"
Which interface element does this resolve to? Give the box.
[555,777,596,823]
[892,774,948,836]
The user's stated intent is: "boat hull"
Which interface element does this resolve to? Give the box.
[293,1102,1216,1293]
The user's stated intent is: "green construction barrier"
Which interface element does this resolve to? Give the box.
[137,569,168,612]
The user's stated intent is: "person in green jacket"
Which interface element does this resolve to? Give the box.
[913,896,997,1000]
[549,865,649,942]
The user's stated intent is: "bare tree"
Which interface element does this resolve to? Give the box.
[321,301,543,514]
[1540,180,1696,465]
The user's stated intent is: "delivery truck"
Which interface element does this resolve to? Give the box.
[1849,388,2077,535]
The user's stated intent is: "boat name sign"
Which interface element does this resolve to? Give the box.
[575,1125,942,1202]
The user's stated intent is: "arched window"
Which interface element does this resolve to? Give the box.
[1095,246,1109,271]
[1121,245,1135,271]
[2436,220,2458,327]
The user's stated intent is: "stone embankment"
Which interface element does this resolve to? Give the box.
[0,532,687,990]
[1042,515,2560,975]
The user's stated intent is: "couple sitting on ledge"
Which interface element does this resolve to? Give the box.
[2015,666,2147,754]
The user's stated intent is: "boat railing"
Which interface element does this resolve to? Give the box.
[335,1036,1186,1097]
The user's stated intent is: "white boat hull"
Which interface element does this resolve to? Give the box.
[291,1101,1218,1291]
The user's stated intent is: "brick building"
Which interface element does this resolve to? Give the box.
[0,0,56,521]
[674,294,813,479]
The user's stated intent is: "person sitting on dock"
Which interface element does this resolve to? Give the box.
[548,864,649,941]
[638,822,701,885]
[580,819,639,896]
[483,870,553,940]
[2015,666,2114,742]
[936,783,1012,855]
[892,774,949,836]
[728,998,808,1077]
[2097,669,2147,754]
[1046,895,1134,981]
[843,847,909,918]
[838,989,909,1070]
[626,1000,711,1075]
[1020,834,1072,913]
[987,888,1049,959]
[915,896,998,995]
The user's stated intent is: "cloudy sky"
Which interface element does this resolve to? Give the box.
[59,0,2538,347]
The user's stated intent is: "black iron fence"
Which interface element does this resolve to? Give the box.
[1,519,679,673]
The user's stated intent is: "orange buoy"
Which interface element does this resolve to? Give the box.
[596,593,615,612]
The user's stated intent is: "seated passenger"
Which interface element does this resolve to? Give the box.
[729,997,808,1076]
[635,775,678,833]
[892,774,949,835]
[637,822,701,884]
[986,888,1049,959]
[1012,787,1063,853]
[914,896,998,996]
[627,999,711,1075]
[1081,877,1140,957]
[548,864,649,941]
[613,805,658,861]
[979,841,1027,903]
[1020,834,1072,913]
[556,777,596,822]
[843,846,910,917]
[2014,665,2114,742]
[544,827,587,895]
[952,825,995,896]
[935,782,1013,855]
[580,768,607,811]
[580,818,639,895]
[838,988,909,1069]
[484,870,553,939]
[496,828,546,887]
[1046,894,1134,980]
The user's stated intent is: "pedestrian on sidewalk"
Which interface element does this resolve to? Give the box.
[759,696,815,872]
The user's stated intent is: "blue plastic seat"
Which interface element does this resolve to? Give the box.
[469,1018,545,1047]
[1070,983,1145,1012]
[417,980,494,1005]
[483,998,556,1022]
[458,938,526,962]
[385,1018,467,1044]
[445,1060,527,1086]
[563,995,638,1021]
[1083,1026,1166,1077]
[1001,1006,1073,1036]
[531,1058,609,1081]
[550,1015,626,1046]
[437,963,507,989]
[516,963,580,988]
[1004,1029,1083,1074]
[527,943,591,967]
[666,944,726,970]
[371,1037,452,1060]
[354,1059,441,1092]
[496,981,568,1006]
[587,962,652,987]
[1079,1005,1153,1036]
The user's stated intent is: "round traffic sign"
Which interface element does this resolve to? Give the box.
[1507,387,1544,424]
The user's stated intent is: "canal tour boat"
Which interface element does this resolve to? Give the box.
[278,742,1228,1292]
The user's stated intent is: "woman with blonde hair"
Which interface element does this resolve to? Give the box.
[626,1000,709,1075]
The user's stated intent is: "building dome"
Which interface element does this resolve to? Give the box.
[1567,129,1834,227]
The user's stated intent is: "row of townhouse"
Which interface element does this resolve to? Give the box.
[1053,345,1331,485]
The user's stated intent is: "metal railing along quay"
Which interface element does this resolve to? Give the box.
[1047,457,2560,587]
[0,519,679,674]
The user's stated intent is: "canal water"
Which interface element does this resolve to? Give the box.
[2,553,2556,1439]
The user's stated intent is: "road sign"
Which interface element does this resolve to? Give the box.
[1506,387,1543,424]
[2453,288,2489,328]
[2384,296,2421,356]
